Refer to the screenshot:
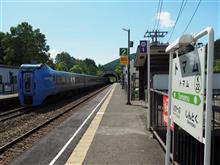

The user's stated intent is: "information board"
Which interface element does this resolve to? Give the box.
[120,56,128,65]
[171,47,205,142]
[119,48,128,56]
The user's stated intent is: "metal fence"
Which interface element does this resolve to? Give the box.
[0,83,17,95]
[150,89,220,165]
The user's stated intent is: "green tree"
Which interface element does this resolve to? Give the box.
[55,62,68,71]
[213,39,220,72]
[69,59,102,75]
[84,58,97,68]
[0,32,6,64]
[214,59,220,72]
[86,64,96,75]
[55,52,75,70]
[70,64,83,73]
[96,64,104,76]
[214,39,220,60]
[1,22,51,65]
[82,58,99,75]
[114,64,122,75]
[73,60,86,73]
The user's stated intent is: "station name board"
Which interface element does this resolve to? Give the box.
[171,47,205,142]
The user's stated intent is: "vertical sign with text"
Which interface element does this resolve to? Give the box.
[171,47,205,142]
[139,40,148,54]
[163,95,174,131]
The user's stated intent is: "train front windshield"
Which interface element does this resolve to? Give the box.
[20,64,43,94]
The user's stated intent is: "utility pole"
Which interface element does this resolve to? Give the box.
[143,30,167,127]
[122,28,131,105]
[144,30,168,45]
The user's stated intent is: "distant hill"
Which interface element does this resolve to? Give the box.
[103,53,136,71]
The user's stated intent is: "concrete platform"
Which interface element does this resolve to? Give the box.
[0,93,19,111]
[0,93,18,100]
[66,83,165,165]
[10,84,165,165]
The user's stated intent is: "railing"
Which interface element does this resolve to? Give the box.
[0,83,17,95]
[150,89,220,165]
[150,89,170,150]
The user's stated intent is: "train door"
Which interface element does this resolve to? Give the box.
[22,72,35,105]
[22,72,34,94]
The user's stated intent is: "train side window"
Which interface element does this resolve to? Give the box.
[0,75,2,84]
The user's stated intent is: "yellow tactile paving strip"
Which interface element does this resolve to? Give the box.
[65,84,116,165]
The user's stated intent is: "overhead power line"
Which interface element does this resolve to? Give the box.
[167,0,187,42]
[182,0,202,34]
[155,0,163,31]
[153,0,161,30]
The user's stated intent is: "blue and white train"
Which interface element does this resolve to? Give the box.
[17,64,108,106]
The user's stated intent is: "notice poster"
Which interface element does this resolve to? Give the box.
[163,95,174,131]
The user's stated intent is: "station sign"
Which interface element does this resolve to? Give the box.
[171,47,205,142]
[119,48,128,56]
[120,56,128,65]
[139,40,148,53]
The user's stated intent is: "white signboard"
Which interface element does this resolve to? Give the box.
[171,46,205,142]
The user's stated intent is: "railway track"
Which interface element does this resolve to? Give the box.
[0,85,110,155]
[0,107,27,122]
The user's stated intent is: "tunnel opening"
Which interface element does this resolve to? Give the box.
[103,73,118,83]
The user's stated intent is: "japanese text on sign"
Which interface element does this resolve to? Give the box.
[171,46,205,142]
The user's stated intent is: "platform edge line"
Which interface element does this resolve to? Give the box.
[48,84,115,165]
[65,83,116,164]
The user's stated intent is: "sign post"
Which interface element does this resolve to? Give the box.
[165,27,214,165]
[121,28,132,105]
[146,41,150,129]
[196,27,214,165]
[139,40,150,127]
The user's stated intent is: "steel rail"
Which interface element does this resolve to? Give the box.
[0,107,28,122]
[0,85,110,153]
[0,107,25,117]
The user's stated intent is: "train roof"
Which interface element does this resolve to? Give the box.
[56,70,100,78]
[20,64,43,68]
[19,64,101,78]
[20,64,46,71]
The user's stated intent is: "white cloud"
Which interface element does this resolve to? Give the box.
[48,49,61,61]
[155,11,174,28]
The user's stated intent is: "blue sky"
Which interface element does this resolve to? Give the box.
[0,0,219,65]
